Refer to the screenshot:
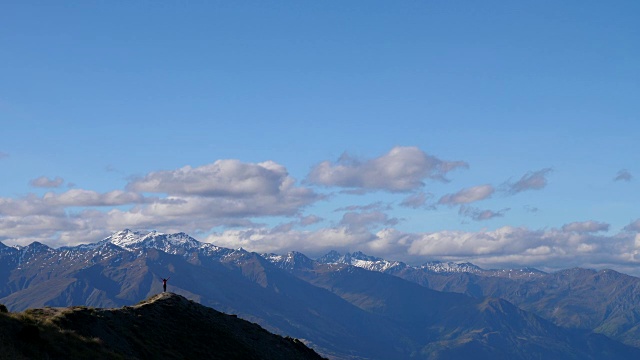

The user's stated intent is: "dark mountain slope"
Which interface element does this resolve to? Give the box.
[0,292,325,360]
[319,250,640,349]
[491,268,640,347]
[392,265,640,348]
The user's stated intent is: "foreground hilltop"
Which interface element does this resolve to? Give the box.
[0,292,325,360]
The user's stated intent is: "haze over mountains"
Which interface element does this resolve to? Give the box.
[2,230,640,359]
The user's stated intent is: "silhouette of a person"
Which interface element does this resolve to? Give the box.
[161,277,170,292]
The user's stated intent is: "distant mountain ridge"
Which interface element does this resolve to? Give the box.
[316,249,545,278]
[2,230,640,359]
[98,229,205,253]
[313,250,640,348]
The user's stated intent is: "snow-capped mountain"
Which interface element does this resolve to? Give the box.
[317,250,406,272]
[103,229,203,253]
[419,260,483,273]
[262,251,316,271]
[316,250,545,279]
[96,229,248,262]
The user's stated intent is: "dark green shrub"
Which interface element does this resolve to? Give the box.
[17,324,40,342]
[0,304,7,313]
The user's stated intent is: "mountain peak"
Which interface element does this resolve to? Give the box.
[0,241,18,254]
[107,229,151,248]
[420,260,483,273]
[317,250,342,263]
[24,241,51,251]
[104,229,202,255]
[135,291,194,308]
[348,251,384,262]
[263,251,315,270]
[315,250,405,273]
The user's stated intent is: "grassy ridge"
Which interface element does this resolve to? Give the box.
[0,293,325,360]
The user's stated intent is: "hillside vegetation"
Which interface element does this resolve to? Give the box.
[0,293,324,360]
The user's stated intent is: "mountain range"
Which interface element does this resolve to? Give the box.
[317,250,640,348]
[2,230,640,359]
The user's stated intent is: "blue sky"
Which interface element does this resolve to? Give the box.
[1,1,639,273]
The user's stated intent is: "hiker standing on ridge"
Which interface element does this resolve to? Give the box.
[161,277,170,292]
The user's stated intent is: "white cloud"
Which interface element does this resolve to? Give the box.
[0,159,321,245]
[334,202,391,212]
[458,205,509,221]
[204,226,375,255]
[562,220,610,233]
[400,192,430,209]
[339,211,399,230]
[624,219,640,232]
[43,189,146,207]
[438,184,494,205]
[403,226,634,271]
[614,169,632,182]
[307,146,468,192]
[30,176,64,188]
[506,168,552,194]
[126,159,319,217]
[299,215,323,226]
[0,195,64,216]
[136,194,311,219]
[0,189,147,217]
[405,227,531,258]
[0,213,100,247]
[128,159,305,198]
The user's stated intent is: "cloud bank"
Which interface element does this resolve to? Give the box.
[614,169,632,182]
[202,219,640,274]
[459,206,509,221]
[562,220,610,233]
[1,147,639,275]
[438,184,494,205]
[506,168,552,194]
[307,146,468,192]
[30,176,65,188]
[0,158,320,246]
[400,192,430,209]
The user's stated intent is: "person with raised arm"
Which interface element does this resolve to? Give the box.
[161,277,170,292]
